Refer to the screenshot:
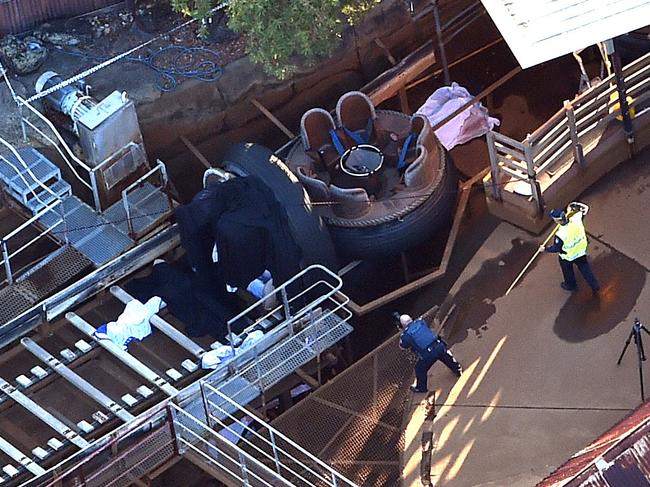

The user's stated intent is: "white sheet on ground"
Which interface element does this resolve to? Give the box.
[416,82,500,150]
[94,296,165,350]
[201,330,265,369]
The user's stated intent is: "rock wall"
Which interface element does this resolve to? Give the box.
[136,0,436,162]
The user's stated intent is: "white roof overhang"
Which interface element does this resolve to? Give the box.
[480,0,650,68]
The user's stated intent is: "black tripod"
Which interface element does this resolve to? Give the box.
[617,318,650,400]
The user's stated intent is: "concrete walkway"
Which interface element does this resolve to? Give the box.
[402,146,650,486]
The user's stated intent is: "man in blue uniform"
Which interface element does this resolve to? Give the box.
[398,314,462,393]
[540,201,600,294]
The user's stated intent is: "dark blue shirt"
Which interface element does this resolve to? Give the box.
[400,319,440,357]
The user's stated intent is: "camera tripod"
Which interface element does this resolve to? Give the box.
[617,318,650,401]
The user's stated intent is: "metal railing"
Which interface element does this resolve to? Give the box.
[120,159,171,239]
[171,383,359,487]
[19,264,354,487]
[15,96,94,195]
[486,50,650,214]
[0,199,66,285]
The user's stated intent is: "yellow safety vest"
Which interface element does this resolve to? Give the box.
[556,213,588,261]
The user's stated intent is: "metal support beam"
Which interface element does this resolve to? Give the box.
[66,312,178,396]
[0,376,89,448]
[21,338,135,423]
[0,434,45,475]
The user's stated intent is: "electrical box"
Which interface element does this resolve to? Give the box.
[77,91,142,167]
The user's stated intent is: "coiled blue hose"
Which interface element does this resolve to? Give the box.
[56,45,224,92]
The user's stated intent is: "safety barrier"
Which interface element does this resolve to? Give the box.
[485,50,650,219]
[171,383,359,486]
[20,265,355,487]
[0,199,66,285]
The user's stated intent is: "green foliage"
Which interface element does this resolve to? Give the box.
[171,0,381,79]
[228,0,344,79]
[341,0,381,25]
[170,0,214,20]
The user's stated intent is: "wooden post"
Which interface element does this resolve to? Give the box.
[431,0,450,85]
[486,131,501,201]
[563,100,585,167]
[251,99,295,139]
[375,39,411,113]
[524,135,544,216]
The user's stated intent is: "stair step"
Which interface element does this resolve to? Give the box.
[0,148,61,205]
[25,179,72,216]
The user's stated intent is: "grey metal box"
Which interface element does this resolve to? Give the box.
[77,91,142,167]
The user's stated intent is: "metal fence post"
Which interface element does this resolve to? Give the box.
[523,136,544,216]
[564,100,585,167]
[269,430,282,475]
[2,239,12,285]
[486,131,502,201]
[280,288,293,336]
[89,169,102,213]
[238,452,251,486]
[199,381,212,429]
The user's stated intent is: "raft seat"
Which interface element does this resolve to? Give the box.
[296,165,330,202]
[329,185,370,219]
[404,146,435,190]
[336,91,377,145]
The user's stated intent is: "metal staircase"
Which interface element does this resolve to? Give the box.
[0,147,71,216]
[0,146,172,326]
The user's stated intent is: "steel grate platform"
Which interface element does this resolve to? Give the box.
[212,314,354,408]
[102,182,171,237]
[0,246,93,325]
[37,196,133,266]
[268,334,415,486]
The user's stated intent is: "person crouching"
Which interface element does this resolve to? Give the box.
[397,314,462,393]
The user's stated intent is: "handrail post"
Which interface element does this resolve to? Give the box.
[199,381,212,428]
[486,131,502,201]
[269,430,282,474]
[238,451,251,486]
[89,169,102,213]
[280,288,293,336]
[2,239,12,285]
[121,190,135,239]
[563,100,585,167]
[523,135,544,216]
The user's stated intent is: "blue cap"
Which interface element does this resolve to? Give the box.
[549,208,565,220]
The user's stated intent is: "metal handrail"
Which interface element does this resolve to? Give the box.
[171,405,294,487]
[201,383,359,486]
[225,265,344,347]
[487,50,650,207]
[0,137,58,209]
[16,96,92,175]
[20,117,92,191]
[0,199,65,285]
[120,160,170,239]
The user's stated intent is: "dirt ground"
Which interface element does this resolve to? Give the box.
[0,2,246,148]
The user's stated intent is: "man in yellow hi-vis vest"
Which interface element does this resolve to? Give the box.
[540,201,600,294]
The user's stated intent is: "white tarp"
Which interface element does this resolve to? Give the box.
[417,82,500,150]
[481,0,650,68]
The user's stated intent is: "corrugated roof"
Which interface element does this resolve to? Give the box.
[480,0,650,68]
[539,401,650,487]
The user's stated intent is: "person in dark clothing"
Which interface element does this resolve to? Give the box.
[398,314,462,393]
[540,201,600,294]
